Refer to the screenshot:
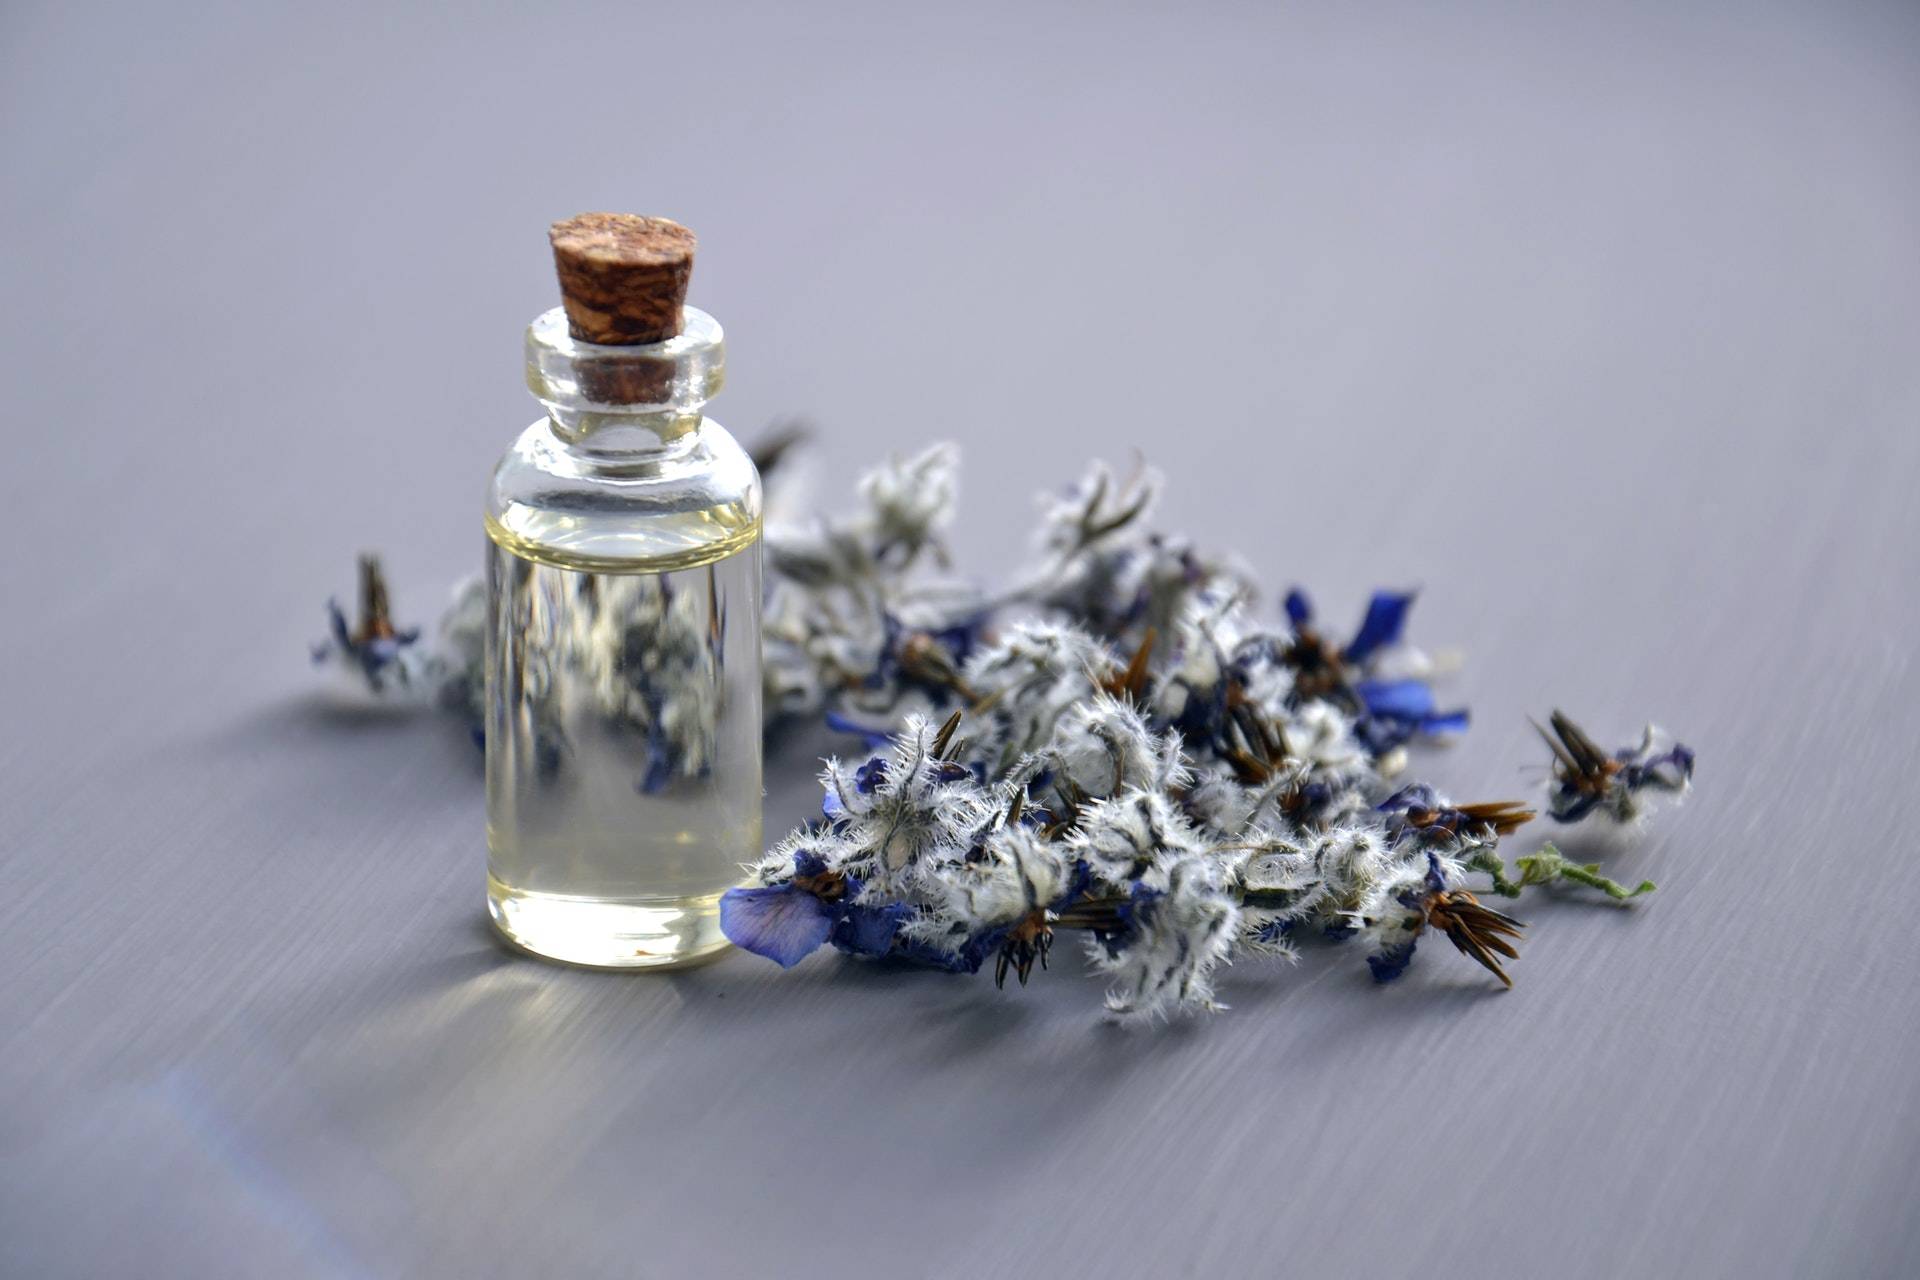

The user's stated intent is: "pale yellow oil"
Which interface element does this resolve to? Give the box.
[484,517,762,969]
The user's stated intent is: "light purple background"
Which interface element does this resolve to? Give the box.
[4,2,1917,1276]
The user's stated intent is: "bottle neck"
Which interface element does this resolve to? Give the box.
[524,305,724,464]
[546,407,704,464]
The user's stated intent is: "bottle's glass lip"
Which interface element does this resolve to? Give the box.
[526,305,725,415]
[526,305,723,362]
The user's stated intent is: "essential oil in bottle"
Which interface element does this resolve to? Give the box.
[484,214,762,968]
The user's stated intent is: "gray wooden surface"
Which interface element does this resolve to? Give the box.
[4,2,1917,1276]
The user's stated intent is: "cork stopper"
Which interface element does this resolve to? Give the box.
[549,213,696,346]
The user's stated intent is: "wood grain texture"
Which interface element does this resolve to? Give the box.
[549,213,694,346]
[2,3,1917,1277]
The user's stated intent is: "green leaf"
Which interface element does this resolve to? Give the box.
[1515,844,1655,902]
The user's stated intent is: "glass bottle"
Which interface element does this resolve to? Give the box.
[484,274,762,968]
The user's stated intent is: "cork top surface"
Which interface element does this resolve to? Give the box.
[549,213,695,266]
[548,213,696,345]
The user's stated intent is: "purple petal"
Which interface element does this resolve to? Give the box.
[1283,588,1313,627]
[831,901,909,957]
[1356,678,1436,720]
[1367,939,1419,983]
[824,710,895,751]
[719,885,834,967]
[1377,783,1439,813]
[1548,788,1604,824]
[326,600,352,649]
[853,757,889,794]
[1344,590,1415,664]
[638,728,675,793]
[1631,743,1696,789]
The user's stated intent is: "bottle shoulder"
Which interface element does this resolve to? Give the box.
[485,418,762,573]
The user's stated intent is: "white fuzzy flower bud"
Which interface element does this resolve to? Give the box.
[1279,700,1369,777]
[823,715,998,885]
[860,444,958,563]
[1045,692,1187,800]
[1068,789,1209,889]
[964,622,1118,766]
[1091,851,1240,1019]
[916,824,1072,935]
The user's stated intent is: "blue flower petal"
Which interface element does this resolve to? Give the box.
[831,900,910,957]
[824,710,894,750]
[1548,788,1603,824]
[719,885,835,967]
[1354,716,1408,756]
[1165,677,1229,742]
[1344,590,1415,664]
[1051,859,1093,912]
[638,727,675,793]
[893,931,990,973]
[1252,917,1294,946]
[1626,743,1695,790]
[327,600,352,649]
[1377,783,1439,813]
[931,616,986,664]
[1367,939,1418,983]
[1284,588,1313,627]
[951,924,1012,974]
[1356,678,1436,720]
[1418,708,1470,736]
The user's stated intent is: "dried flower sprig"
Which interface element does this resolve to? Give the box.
[1536,710,1695,826]
[310,555,428,695]
[312,437,1695,1020]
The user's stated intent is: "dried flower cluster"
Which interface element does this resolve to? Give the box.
[314,441,1695,1019]
[729,445,1693,1017]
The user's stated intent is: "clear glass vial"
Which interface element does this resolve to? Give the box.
[485,303,762,968]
